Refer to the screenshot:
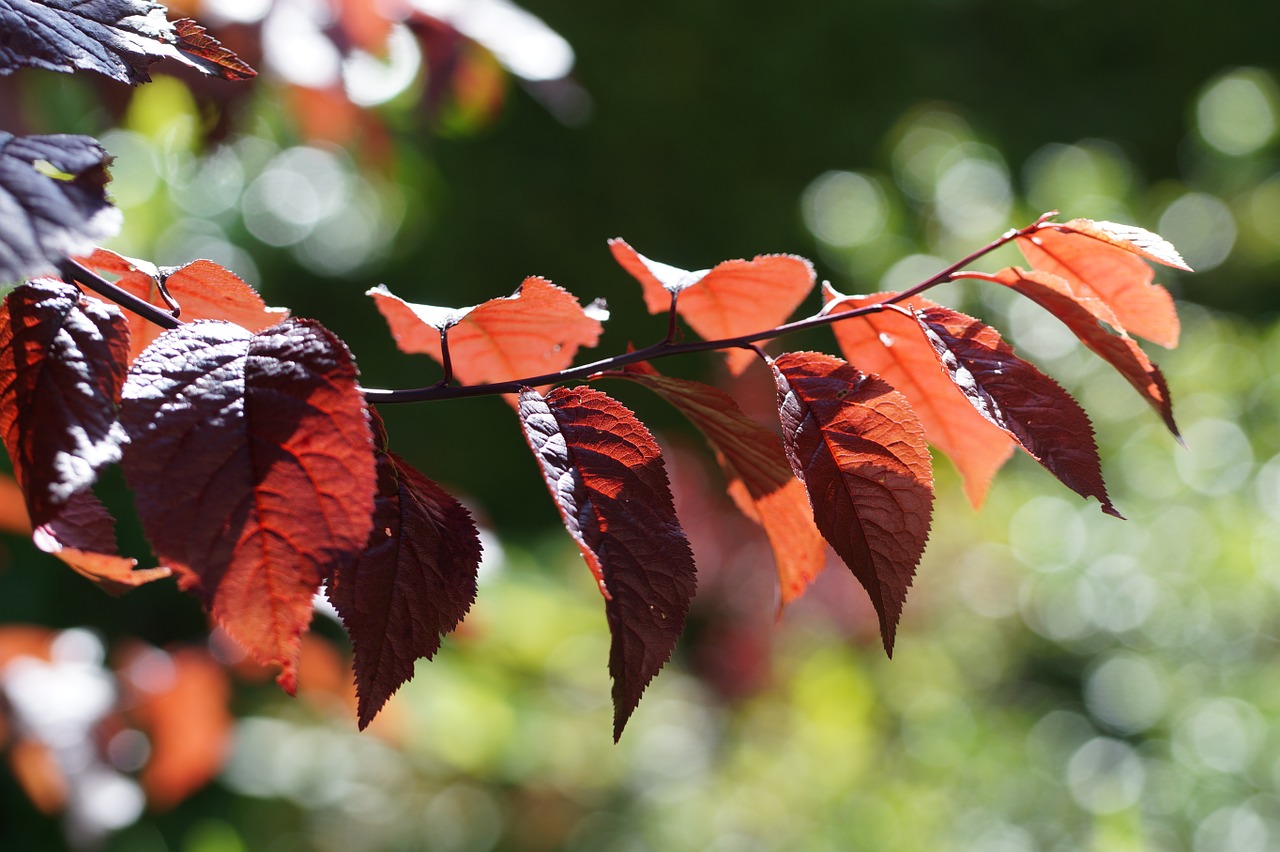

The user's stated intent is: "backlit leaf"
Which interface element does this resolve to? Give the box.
[1018,219,1181,348]
[518,385,696,740]
[0,280,128,525]
[76,248,288,361]
[596,365,825,608]
[915,305,1119,517]
[966,267,1178,437]
[370,278,606,398]
[609,239,815,375]
[822,285,1015,508]
[32,490,169,594]
[772,352,933,654]
[0,0,256,84]
[120,319,376,693]
[0,133,120,285]
[328,410,482,729]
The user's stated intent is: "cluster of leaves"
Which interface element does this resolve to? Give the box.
[0,1,1190,740]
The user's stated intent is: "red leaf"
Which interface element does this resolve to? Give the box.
[171,19,257,81]
[32,490,169,594]
[914,305,1120,517]
[120,319,376,693]
[596,366,825,608]
[518,386,696,740]
[0,1,256,84]
[328,410,482,729]
[609,239,815,375]
[119,645,231,811]
[369,278,606,398]
[822,285,1015,508]
[76,248,288,362]
[0,280,129,525]
[1017,219,1183,348]
[0,133,120,287]
[772,352,933,654]
[0,471,31,534]
[966,267,1178,437]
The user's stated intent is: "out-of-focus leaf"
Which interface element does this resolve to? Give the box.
[772,352,933,654]
[0,0,256,84]
[609,239,815,374]
[0,280,128,525]
[822,285,1015,508]
[120,319,376,693]
[915,305,1120,517]
[329,410,482,730]
[966,267,1178,437]
[76,248,288,361]
[0,133,120,285]
[518,385,696,740]
[597,364,825,608]
[1018,219,1182,348]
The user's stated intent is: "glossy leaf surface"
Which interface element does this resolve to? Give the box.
[772,351,933,654]
[915,305,1119,517]
[518,385,696,740]
[120,319,376,693]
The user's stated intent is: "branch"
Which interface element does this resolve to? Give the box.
[59,259,182,331]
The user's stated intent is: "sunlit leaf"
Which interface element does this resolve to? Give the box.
[32,490,169,594]
[772,351,933,654]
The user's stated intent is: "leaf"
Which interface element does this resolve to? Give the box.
[1017,219,1182,348]
[32,490,169,594]
[967,267,1178,437]
[369,278,606,398]
[118,645,232,811]
[914,305,1120,517]
[0,1,257,84]
[822,285,1015,508]
[609,239,815,375]
[596,365,825,608]
[328,410,482,730]
[772,352,933,654]
[76,248,288,362]
[0,133,121,285]
[0,280,129,525]
[0,472,31,534]
[518,385,696,740]
[120,319,376,693]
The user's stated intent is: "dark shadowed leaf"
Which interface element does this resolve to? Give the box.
[120,319,376,693]
[915,305,1119,517]
[77,248,288,361]
[1018,219,1181,348]
[609,239,815,375]
[596,365,825,608]
[370,278,606,399]
[328,410,482,729]
[0,280,129,525]
[0,133,120,285]
[518,385,696,740]
[0,0,256,84]
[772,352,933,654]
[822,285,1015,508]
[32,489,170,594]
[964,267,1178,438]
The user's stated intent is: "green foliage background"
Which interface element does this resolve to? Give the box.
[3,1,1280,849]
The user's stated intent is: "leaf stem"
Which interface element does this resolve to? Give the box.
[59,259,182,331]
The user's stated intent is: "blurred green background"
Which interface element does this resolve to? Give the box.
[3,0,1280,849]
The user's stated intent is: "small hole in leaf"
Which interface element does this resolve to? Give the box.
[32,159,75,181]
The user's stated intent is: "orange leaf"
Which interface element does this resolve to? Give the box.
[965,267,1178,438]
[76,248,288,362]
[33,491,170,595]
[915,305,1120,517]
[120,645,232,811]
[369,278,606,401]
[597,366,826,608]
[609,239,815,375]
[772,352,934,654]
[822,285,1015,508]
[0,471,32,534]
[1017,219,1184,348]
